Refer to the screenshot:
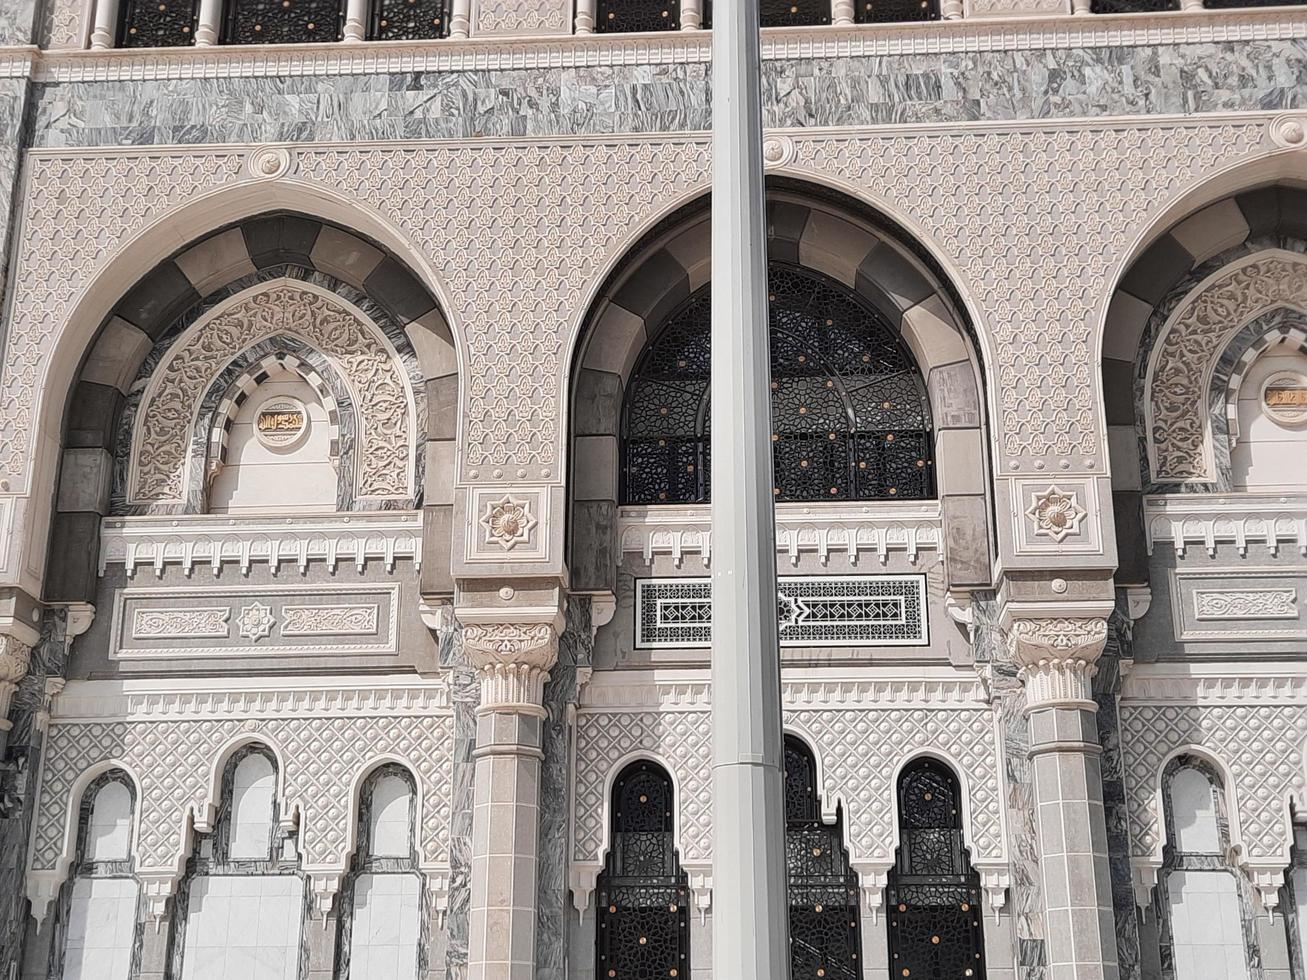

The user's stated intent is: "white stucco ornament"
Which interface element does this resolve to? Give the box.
[761,134,796,169]
[1025,486,1086,543]
[237,602,276,642]
[480,495,537,550]
[248,145,293,179]
[1270,114,1307,149]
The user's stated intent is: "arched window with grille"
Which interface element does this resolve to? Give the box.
[595,0,682,31]
[887,758,986,980]
[622,262,934,505]
[117,0,199,45]
[368,0,450,38]
[784,736,862,980]
[595,761,691,980]
[222,0,345,43]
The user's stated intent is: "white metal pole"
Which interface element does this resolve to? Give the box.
[709,0,791,978]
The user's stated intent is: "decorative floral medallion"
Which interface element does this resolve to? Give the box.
[237,602,276,643]
[480,495,538,551]
[1024,486,1086,543]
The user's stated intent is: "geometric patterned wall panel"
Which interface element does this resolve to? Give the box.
[1121,700,1307,868]
[574,695,1003,876]
[32,709,454,878]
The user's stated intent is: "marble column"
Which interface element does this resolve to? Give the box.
[462,618,561,980]
[709,1,790,978]
[342,0,367,41]
[449,0,471,37]
[89,0,121,48]
[1008,616,1120,980]
[194,0,222,45]
[574,0,595,33]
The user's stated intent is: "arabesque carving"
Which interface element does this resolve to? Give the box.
[130,281,413,503]
[461,622,560,707]
[1148,252,1307,482]
[1007,617,1108,705]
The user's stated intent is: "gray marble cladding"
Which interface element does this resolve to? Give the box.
[0,0,38,46]
[0,609,68,980]
[28,39,1307,148]
[0,79,31,322]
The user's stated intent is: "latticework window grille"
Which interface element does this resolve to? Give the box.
[785,737,862,980]
[596,762,692,980]
[369,0,450,38]
[595,0,682,31]
[886,760,986,980]
[622,262,934,505]
[853,0,939,21]
[222,0,345,43]
[1088,0,1176,11]
[700,1,831,25]
[117,0,199,46]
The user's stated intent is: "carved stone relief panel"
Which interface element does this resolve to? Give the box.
[1168,568,1307,642]
[129,280,415,505]
[30,686,455,880]
[1147,251,1307,483]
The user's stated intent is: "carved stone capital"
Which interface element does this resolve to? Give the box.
[1006,617,1107,709]
[462,622,560,710]
[0,634,33,733]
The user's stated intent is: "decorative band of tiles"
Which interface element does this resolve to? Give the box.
[635,575,928,649]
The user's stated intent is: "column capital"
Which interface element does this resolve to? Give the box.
[0,631,33,734]
[458,602,565,712]
[1004,615,1108,710]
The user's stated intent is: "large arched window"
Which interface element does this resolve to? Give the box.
[886,759,986,980]
[222,0,345,43]
[117,0,199,45]
[50,772,140,980]
[622,262,934,505]
[595,761,691,980]
[784,736,862,980]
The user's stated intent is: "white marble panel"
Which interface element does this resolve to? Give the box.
[86,781,132,863]
[64,877,138,980]
[1167,871,1250,980]
[348,873,421,980]
[1171,767,1220,854]
[368,775,411,858]
[230,754,276,860]
[182,875,304,980]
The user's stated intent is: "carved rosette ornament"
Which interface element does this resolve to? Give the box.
[1025,486,1087,543]
[0,634,32,732]
[1006,617,1108,709]
[462,622,559,711]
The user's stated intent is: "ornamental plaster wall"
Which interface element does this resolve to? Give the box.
[1,116,1299,595]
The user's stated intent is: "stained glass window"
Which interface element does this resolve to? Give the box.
[117,0,199,46]
[785,737,862,980]
[595,0,682,31]
[886,759,986,980]
[596,761,691,980]
[368,0,450,38]
[622,262,934,505]
[222,0,345,43]
[854,0,939,21]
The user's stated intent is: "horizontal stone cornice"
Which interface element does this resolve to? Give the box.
[1120,662,1307,705]
[48,675,453,722]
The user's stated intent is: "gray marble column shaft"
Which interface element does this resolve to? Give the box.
[1010,617,1120,980]
[461,620,560,980]
[708,1,790,977]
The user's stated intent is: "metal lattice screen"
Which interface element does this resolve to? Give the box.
[622,262,934,505]
[595,762,692,980]
[785,737,863,980]
[222,0,345,43]
[886,760,987,980]
[117,0,199,46]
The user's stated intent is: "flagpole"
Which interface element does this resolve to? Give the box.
[709,0,791,976]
